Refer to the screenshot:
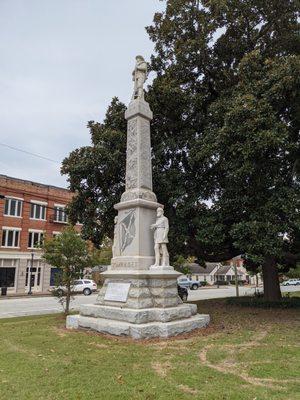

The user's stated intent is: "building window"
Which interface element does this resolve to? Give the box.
[54,205,68,223]
[4,198,23,217]
[53,232,61,239]
[25,260,43,288]
[30,203,46,220]
[1,228,20,248]
[25,267,41,287]
[0,267,16,287]
[50,267,61,286]
[28,231,44,249]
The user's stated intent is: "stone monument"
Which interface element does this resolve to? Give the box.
[66,56,209,338]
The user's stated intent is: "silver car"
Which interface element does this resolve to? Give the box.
[177,277,201,290]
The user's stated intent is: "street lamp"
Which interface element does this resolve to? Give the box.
[28,252,34,295]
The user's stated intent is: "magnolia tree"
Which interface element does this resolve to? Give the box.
[42,226,98,314]
[62,1,300,301]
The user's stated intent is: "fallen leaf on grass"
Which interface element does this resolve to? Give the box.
[151,361,172,378]
[116,374,124,384]
[178,384,198,395]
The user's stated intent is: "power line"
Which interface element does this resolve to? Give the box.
[0,142,61,164]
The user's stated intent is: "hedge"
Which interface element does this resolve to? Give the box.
[226,296,300,309]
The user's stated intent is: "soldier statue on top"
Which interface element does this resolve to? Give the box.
[132,55,147,100]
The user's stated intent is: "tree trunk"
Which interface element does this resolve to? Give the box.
[262,256,281,301]
[65,285,71,315]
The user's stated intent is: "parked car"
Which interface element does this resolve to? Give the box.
[51,279,98,296]
[177,277,201,290]
[282,279,300,286]
[177,285,188,302]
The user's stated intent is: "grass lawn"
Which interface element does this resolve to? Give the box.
[286,291,300,298]
[0,299,299,400]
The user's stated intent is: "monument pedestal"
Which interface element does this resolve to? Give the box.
[67,306,209,339]
[67,268,210,338]
[66,57,209,338]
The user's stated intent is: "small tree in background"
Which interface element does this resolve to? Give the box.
[42,226,97,315]
[91,237,113,285]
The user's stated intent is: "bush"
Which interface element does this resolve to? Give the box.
[226,296,300,309]
[215,281,229,286]
[200,281,208,286]
[229,280,246,286]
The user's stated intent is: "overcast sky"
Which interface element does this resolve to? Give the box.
[0,0,165,188]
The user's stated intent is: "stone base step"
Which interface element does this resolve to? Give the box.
[80,303,197,324]
[66,313,210,339]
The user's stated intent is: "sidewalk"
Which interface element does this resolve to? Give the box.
[0,292,53,300]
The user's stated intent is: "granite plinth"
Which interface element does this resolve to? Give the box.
[66,312,210,339]
[95,269,182,309]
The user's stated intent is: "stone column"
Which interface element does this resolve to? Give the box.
[122,99,156,203]
[110,98,160,271]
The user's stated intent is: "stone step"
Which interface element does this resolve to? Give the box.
[79,303,197,324]
[66,313,210,339]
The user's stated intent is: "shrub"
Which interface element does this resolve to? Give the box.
[229,280,246,286]
[215,281,229,286]
[226,296,300,309]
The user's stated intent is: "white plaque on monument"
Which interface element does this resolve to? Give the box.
[104,283,131,302]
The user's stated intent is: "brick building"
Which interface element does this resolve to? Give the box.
[0,174,78,294]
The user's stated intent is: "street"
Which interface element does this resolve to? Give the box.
[0,285,298,319]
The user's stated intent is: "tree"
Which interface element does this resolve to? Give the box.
[42,226,98,314]
[195,52,300,300]
[146,0,300,300]
[61,97,126,247]
[62,1,300,301]
[96,236,113,265]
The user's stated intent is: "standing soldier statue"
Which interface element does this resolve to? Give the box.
[132,55,147,100]
[150,207,170,267]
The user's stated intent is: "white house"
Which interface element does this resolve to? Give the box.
[183,262,251,285]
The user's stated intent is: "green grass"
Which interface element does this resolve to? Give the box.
[286,290,300,298]
[0,299,299,400]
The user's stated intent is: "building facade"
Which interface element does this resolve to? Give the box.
[184,262,251,285]
[0,174,78,294]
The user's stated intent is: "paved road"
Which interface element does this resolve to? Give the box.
[0,285,298,319]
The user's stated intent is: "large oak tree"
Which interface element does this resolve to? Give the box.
[146,0,300,300]
[62,0,300,301]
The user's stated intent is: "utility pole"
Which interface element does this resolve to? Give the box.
[28,252,34,295]
[233,261,239,297]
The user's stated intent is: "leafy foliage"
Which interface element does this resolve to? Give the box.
[61,98,126,247]
[62,1,300,300]
[146,0,300,299]
[42,226,98,314]
[195,53,300,269]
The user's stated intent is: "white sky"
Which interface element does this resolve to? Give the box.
[0,0,165,188]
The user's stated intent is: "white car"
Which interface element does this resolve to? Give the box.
[282,279,300,286]
[52,279,97,296]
